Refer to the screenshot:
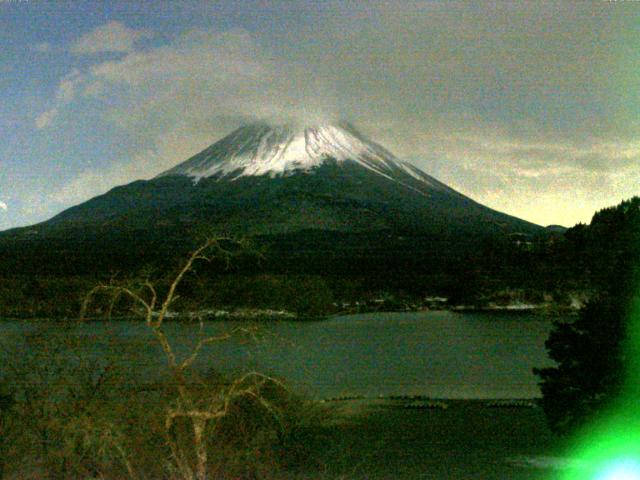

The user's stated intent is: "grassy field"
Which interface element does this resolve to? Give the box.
[290,399,565,480]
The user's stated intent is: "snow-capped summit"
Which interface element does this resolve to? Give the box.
[158,122,439,189]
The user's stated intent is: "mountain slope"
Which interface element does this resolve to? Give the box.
[0,122,542,274]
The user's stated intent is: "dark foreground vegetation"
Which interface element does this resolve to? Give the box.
[0,325,562,480]
[0,324,336,479]
[535,197,640,434]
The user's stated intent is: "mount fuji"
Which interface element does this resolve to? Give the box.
[0,122,542,274]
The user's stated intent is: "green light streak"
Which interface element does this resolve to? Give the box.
[560,295,640,479]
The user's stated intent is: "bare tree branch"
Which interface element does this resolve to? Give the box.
[79,236,278,480]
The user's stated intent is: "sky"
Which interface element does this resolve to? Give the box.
[0,0,638,230]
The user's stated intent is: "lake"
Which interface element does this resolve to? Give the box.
[0,310,560,399]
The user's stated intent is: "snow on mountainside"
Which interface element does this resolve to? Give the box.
[158,122,451,194]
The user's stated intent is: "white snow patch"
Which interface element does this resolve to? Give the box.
[398,162,436,187]
[160,123,441,195]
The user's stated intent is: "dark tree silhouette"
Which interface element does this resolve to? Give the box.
[534,197,640,434]
[534,293,628,433]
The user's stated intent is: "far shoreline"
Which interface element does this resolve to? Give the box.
[0,302,580,322]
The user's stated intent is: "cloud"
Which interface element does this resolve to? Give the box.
[49,152,158,207]
[82,80,105,97]
[48,127,214,208]
[32,42,51,53]
[396,127,640,226]
[70,21,152,55]
[35,69,82,129]
[55,69,82,102]
[0,201,7,211]
[77,26,343,131]
[35,108,59,129]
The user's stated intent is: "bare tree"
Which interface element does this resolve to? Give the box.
[81,237,285,480]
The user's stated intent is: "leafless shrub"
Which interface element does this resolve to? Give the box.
[1,324,133,479]
[80,237,299,480]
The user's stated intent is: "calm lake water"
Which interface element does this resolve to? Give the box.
[0,311,561,399]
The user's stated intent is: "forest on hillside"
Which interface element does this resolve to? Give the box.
[0,197,637,320]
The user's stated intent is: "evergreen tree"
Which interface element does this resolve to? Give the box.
[534,197,640,434]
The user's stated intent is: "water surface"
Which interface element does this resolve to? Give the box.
[0,311,559,399]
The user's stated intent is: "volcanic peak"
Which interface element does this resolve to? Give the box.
[158,122,424,183]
